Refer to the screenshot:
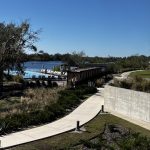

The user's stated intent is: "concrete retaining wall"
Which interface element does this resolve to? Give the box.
[104,85,150,122]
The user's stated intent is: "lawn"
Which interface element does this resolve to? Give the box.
[12,114,150,150]
[130,70,150,78]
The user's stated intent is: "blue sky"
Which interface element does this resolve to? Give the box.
[0,0,150,57]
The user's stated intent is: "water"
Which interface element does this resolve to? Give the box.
[9,61,63,79]
[23,70,50,78]
[24,61,63,72]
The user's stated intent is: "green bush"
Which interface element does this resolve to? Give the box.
[58,94,80,109]
[29,110,55,125]
[112,77,150,93]
[75,85,97,95]
[0,110,56,135]
[83,86,97,94]
[52,66,60,72]
[45,103,65,118]
[73,89,84,99]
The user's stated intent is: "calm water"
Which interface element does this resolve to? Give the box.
[9,61,63,78]
[23,61,63,72]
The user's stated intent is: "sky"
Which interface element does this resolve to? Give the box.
[0,0,150,57]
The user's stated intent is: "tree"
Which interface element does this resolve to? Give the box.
[38,50,44,54]
[0,21,39,96]
[71,51,86,66]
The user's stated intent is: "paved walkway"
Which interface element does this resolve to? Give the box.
[121,70,144,79]
[0,88,104,149]
[114,70,143,80]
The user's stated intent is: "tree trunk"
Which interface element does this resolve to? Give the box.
[0,68,3,97]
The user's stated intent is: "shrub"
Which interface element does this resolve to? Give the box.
[81,126,150,150]
[0,84,97,135]
[133,75,143,83]
[73,89,84,99]
[35,80,41,87]
[47,80,52,87]
[28,81,36,88]
[0,113,30,133]
[52,82,58,87]
[13,75,24,83]
[83,86,97,94]
[142,81,150,93]
[95,79,105,87]
[120,80,132,89]
[112,77,150,93]
[38,75,42,79]
[32,75,36,79]
[41,76,45,79]
[45,103,65,118]
[29,110,55,125]
[113,79,120,87]
[42,80,47,87]
[75,85,97,95]
[53,66,60,72]
[131,83,143,91]
[3,73,13,81]
[58,93,80,109]
[0,118,10,134]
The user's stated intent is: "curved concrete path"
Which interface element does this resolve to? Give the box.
[121,70,144,79]
[114,70,143,80]
[0,88,104,149]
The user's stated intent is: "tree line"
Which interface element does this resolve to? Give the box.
[25,52,150,72]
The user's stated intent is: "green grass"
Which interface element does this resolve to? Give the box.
[130,70,150,78]
[12,114,150,150]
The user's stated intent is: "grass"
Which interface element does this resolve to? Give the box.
[0,87,64,118]
[11,114,150,150]
[130,70,150,78]
[0,85,97,135]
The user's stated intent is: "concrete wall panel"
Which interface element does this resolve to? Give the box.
[104,85,150,122]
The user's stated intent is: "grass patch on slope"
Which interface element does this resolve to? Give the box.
[130,70,150,78]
